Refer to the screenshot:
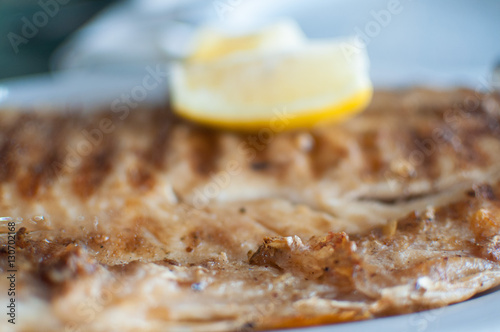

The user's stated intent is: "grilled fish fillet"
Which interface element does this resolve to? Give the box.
[1,88,500,331]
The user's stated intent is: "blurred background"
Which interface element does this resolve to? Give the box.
[0,0,499,96]
[0,0,117,80]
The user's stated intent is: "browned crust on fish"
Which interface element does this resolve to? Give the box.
[1,88,500,331]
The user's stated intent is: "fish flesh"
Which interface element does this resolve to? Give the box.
[0,88,500,331]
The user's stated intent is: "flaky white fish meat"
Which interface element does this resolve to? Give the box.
[1,88,500,331]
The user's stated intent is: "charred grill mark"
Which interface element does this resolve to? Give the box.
[0,115,30,183]
[453,92,500,139]
[148,123,171,168]
[251,160,270,171]
[144,107,176,169]
[309,133,347,178]
[73,131,116,198]
[127,167,154,191]
[129,107,176,190]
[250,145,272,172]
[227,129,277,174]
[248,132,310,177]
[44,114,78,183]
[484,94,500,136]
[17,165,43,198]
[188,126,221,176]
[436,118,490,168]
[361,131,384,175]
[408,129,439,180]
[16,116,70,198]
[43,147,65,184]
[439,96,499,167]
[0,140,14,183]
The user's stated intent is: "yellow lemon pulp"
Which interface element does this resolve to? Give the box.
[189,20,306,62]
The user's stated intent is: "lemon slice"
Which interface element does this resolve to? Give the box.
[170,32,372,131]
[190,20,306,62]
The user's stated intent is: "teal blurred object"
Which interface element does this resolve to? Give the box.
[0,0,117,79]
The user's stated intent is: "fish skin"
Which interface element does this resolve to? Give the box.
[1,89,500,331]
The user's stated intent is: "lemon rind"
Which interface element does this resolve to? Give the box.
[173,88,372,132]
